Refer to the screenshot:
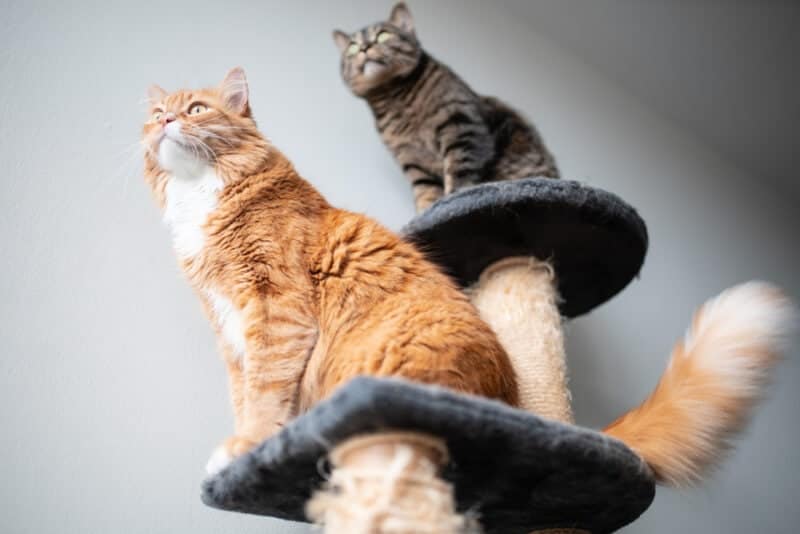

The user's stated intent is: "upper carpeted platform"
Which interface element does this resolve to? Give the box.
[403,178,648,318]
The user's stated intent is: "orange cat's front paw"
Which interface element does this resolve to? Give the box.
[205,436,258,476]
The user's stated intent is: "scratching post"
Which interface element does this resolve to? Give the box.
[470,257,572,423]
[470,258,576,533]
[307,432,469,534]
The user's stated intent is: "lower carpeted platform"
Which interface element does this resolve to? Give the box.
[202,377,655,533]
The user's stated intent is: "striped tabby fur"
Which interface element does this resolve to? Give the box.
[334,2,559,212]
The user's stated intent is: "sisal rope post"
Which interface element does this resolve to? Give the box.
[469,257,573,423]
[470,257,584,534]
[307,432,475,534]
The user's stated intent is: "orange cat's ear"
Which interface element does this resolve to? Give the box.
[333,30,350,53]
[389,2,414,34]
[147,84,167,105]
[219,67,249,116]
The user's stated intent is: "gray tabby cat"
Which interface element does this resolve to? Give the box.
[334,2,560,213]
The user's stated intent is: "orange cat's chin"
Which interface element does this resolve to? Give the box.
[158,136,209,178]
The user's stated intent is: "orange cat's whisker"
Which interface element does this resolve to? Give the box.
[189,127,235,148]
[181,132,216,161]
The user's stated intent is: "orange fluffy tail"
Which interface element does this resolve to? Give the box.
[603,282,796,487]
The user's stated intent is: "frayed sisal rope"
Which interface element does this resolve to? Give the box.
[469,256,573,423]
[307,432,478,534]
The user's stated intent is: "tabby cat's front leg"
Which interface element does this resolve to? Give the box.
[439,121,493,195]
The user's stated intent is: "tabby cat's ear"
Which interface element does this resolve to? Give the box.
[333,30,350,53]
[389,2,414,34]
[147,85,167,105]
[219,67,249,116]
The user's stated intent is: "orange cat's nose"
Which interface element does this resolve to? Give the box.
[160,113,177,127]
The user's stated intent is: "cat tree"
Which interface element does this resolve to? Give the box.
[202,178,653,533]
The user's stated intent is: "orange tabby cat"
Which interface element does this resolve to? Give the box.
[141,68,518,474]
[142,68,794,490]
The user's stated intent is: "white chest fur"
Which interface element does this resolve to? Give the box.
[206,289,247,359]
[162,167,223,259]
[157,140,245,360]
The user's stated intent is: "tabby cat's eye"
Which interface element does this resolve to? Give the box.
[151,110,163,122]
[346,42,360,56]
[377,31,392,43]
[188,103,209,115]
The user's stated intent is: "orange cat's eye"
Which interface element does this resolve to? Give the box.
[151,110,163,122]
[188,103,209,115]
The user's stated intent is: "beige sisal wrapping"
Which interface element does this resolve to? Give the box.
[469,257,573,423]
[470,257,583,533]
[307,432,475,534]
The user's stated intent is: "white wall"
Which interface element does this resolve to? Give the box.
[1,1,797,533]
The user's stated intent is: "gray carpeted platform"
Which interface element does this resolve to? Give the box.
[402,178,648,318]
[202,377,655,533]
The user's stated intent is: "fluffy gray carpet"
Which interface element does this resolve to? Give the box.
[202,377,655,533]
[403,178,648,318]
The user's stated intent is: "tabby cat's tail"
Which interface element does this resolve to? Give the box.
[603,281,795,487]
